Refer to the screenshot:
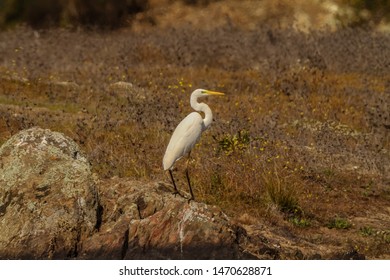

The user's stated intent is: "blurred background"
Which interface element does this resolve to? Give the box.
[1,0,390,260]
[0,0,390,31]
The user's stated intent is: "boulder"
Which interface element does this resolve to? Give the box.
[0,127,98,259]
[80,179,250,259]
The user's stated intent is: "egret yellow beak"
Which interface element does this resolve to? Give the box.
[204,90,225,96]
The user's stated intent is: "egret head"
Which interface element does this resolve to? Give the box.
[193,89,225,97]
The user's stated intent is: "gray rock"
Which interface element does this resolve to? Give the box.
[0,127,98,259]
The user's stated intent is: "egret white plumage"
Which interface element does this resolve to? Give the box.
[163,89,225,200]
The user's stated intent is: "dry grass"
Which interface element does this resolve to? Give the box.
[0,19,389,258]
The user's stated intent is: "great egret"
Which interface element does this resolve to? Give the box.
[163,89,225,200]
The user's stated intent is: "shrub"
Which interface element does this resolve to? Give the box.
[327,217,352,229]
[263,169,301,215]
[359,226,373,237]
[218,130,251,156]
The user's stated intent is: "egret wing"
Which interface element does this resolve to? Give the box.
[163,112,203,170]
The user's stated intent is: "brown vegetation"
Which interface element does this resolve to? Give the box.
[0,1,389,259]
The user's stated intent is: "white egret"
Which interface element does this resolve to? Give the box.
[163,89,225,200]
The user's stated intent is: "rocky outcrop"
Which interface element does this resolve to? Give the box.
[80,179,250,259]
[0,127,98,259]
[0,127,252,259]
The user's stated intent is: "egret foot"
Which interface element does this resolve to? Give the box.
[172,189,187,199]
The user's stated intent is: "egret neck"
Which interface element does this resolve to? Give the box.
[190,93,212,130]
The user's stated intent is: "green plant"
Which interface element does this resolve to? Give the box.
[327,217,352,229]
[218,130,251,155]
[359,226,373,237]
[290,217,311,227]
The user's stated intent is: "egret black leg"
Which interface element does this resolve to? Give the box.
[185,156,195,201]
[169,169,181,196]
[185,168,195,201]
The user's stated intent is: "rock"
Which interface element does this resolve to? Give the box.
[110,81,135,90]
[0,127,98,259]
[80,179,252,259]
[333,248,366,260]
[0,128,254,259]
[109,81,148,101]
[49,81,80,89]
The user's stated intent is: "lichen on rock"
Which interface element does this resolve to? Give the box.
[0,127,98,259]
